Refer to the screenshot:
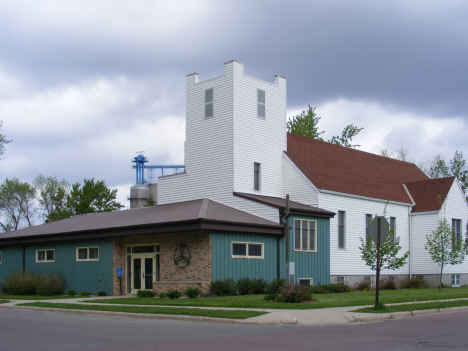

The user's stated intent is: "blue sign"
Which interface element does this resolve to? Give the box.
[116,267,123,277]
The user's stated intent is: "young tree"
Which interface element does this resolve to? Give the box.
[287,105,363,148]
[425,215,467,292]
[0,120,12,159]
[379,144,415,163]
[33,174,70,221]
[0,178,36,232]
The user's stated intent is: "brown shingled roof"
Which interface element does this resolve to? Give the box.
[286,133,429,203]
[0,199,283,244]
[404,177,455,213]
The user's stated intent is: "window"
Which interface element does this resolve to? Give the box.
[76,247,99,261]
[336,276,345,285]
[36,250,54,263]
[388,276,395,282]
[232,242,264,259]
[452,219,462,250]
[254,162,261,191]
[415,275,425,282]
[338,211,345,249]
[365,214,372,244]
[299,278,312,287]
[364,276,372,283]
[205,88,213,118]
[451,274,461,287]
[257,89,265,118]
[294,219,317,252]
[390,217,396,245]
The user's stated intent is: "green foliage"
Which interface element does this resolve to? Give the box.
[310,284,352,294]
[266,278,286,294]
[184,287,201,299]
[35,272,68,296]
[97,291,108,296]
[263,293,278,301]
[79,292,91,297]
[354,281,372,291]
[158,292,168,298]
[236,278,268,295]
[33,174,70,221]
[400,277,428,289]
[136,290,156,298]
[2,271,38,295]
[210,279,237,296]
[144,195,156,207]
[67,289,77,296]
[425,215,466,291]
[0,120,12,159]
[287,105,324,140]
[0,178,37,232]
[276,285,312,303]
[328,124,363,148]
[167,289,183,299]
[380,279,397,290]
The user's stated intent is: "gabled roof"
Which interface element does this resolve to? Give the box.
[234,192,335,218]
[286,133,429,203]
[0,199,283,244]
[404,177,455,213]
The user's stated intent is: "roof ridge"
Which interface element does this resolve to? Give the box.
[197,199,209,218]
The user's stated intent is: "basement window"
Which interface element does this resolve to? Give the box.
[451,274,461,287]
[36,250,55,263]
[76,247,99,261]
[336,276,345,285]
[232,242,264,259]
[299,278,312,287]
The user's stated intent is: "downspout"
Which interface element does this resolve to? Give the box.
[408,206,412,279]
[279,195,291,280]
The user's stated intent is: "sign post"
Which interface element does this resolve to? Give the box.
[369,216,389,308]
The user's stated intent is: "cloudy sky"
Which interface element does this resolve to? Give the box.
[1,1,467,210]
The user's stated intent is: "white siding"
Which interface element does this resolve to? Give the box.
[283,153,318,206]
[411,180,468,275]
[320,192,411,275]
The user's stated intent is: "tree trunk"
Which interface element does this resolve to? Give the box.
[439,264,444,292]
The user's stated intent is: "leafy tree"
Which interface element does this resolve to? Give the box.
[287,105,363,148]
[425,206,467,292]
[0,178,36,232]
[51,178,124,220]
[33,174,70,221]
[0,120,12,159]
[144,194,156,207]
[379,144,415,163]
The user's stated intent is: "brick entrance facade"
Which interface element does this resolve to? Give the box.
[113,231,212,295]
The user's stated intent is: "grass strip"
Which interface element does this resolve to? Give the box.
[354,299,468,314]
[0,300,9,304]
[0,295,76,300]
[17,302,267,320]
[87,287,468,310]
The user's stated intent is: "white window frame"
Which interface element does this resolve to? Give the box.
[257,89,265,118]
[36,249,55,263]
[365,214,372,244]
[76,247,99,262]
[452,219,462,250]
[254,162,261,191]
[232,242,264,259]
[338,211,346,249]
[336,276,345,285]
[390,217,396,245]
[451,274,461,287]
[294,219,317,252]
[205,88,213,118]
[298,278,313,287]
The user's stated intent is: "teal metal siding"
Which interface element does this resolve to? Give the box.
[0,245,24,282]
[0,238,113,295]
[288,215,330,285]
[212,232,281,282]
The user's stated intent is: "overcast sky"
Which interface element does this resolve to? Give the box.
[1,1,467,210]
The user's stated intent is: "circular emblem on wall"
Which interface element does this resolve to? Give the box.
[174,244,190,268]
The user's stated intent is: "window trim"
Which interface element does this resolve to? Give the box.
[298,278,313,287]
[294,219,317,252]
[257,89,265,118]
[336,276,345,285]
[76,247,100,262]
[451,274,461,287]
[365,214,373,245]
[254,162,261,191]
[36,249,55,263]
[338,211,346,249]
[452,219,462,250]
[231,242,264,259]
[205,88,214,119]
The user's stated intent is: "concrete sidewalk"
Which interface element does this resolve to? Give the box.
[2,296,468,326]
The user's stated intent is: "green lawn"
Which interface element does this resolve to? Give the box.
[0,300,9,304]
[354,299,468,313]
[88,287,468,310]
[0,294,76,300]
[17,302,266,319]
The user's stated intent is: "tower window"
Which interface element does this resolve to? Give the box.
[257,89,265,118]
[205,88,213,118]
[254,162,261,191]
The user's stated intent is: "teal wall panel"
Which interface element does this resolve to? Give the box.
[0,238,114,295]
[211,232,282,282]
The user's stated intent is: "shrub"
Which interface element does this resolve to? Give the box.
[263,293,278,301]
[310,284,352,294]
[354,281,372,291]
[0,282,7,294]
[80,292,91,297]
[185,287,201,299]
[210,279,237,296]
[276,285,312,303]
[159,292,168,298]
[97,291,108,296]
[251,278,268,294]
[236,278,253,295]
[3,271,39,295]
[167,289,183,299]
[400,277,428,289]
[35,272,68,296]
[67,289,77,296]
[266,278,286,294]
[137,290,156,298]
[380,279,397,290]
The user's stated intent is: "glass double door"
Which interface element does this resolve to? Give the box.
[131,254,154,294]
